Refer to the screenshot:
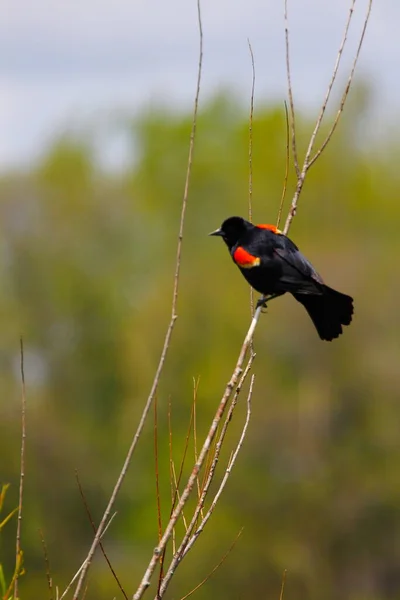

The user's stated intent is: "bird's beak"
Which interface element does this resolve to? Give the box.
[209,228,223,237]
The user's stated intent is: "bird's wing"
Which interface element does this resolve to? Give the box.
[272,243,324,291]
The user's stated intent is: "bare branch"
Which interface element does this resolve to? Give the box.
[133,307,262,599]
[179,528,243,600]
[180,374,254,560]
[276,101,290,229]
[247,39,256,329]
[283,0,372,235]
[279,569,287,600]
[75,472,128,600]
[309,0,373,167]
[39,529,54,600]
[154,395,164,594]
[14,337,27,599]
[167,398,176,555]
[154,360,255,598]
[306,0,356,160]
[284,0,300,178]
[247,39,255,224]
[192,379,203,518]
[60,512,117,600]
[70,1,203,597]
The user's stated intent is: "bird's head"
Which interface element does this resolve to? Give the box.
[209,216,252,248]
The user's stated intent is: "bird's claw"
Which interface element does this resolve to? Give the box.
[256,296,268,310]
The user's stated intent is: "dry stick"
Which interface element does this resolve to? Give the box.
[153,359,255,599]
[179,528,243,600]
[192,379,203,518]
[279,569,287,600]
[59,513,117,600]
[283,0,372,235]
[154,396,163,545]
[284,0,300,178]
[158,361,198,591]
[247,39,256,329]
[247,39,255,225]
[308,0,373,167]
[167,399,176,555]
[75,472,128,600]
[133,312,261,600]
[70,2,203,598]
[39,529,54,600]
[305,0,357,161]
[14,337,26,600]
[276,101,290,230]
[180,374,254,560]
[154,394,165,598]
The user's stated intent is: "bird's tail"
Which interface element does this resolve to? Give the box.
[293,285,354,341]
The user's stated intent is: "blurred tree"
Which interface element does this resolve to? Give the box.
[1,93,400,599]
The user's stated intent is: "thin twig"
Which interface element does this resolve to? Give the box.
[181,374,254,560]
[70,1,203,597]
[276,101,290,230]
[75,472,128,600]
[192,379,203,518]
[308,0,373,167]
[154,360,255,598]
[60,513,117,600]
[283,0,372,235]
[167,398,176,555]
[39,529,54,600]
[306,0,356,163]
[179,528,243,600]
[133,308,261,599]
[247,39,255,225]
[284,0,300,178]
[14,337,26,599]
[279,569,287,600]
[159,391,194,575]
[154,394,164,597]
[247,39,256,327]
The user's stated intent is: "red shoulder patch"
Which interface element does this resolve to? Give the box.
[257,224,282,234]
[233,246,261,269]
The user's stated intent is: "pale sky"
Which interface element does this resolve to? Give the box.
[0,0,396,170]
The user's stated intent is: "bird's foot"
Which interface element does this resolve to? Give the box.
[256,295,269,310]
[256,293,282,311]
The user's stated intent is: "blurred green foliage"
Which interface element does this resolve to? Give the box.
[1,93,400,600]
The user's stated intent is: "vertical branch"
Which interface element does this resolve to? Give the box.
[284,0,300,178]
[178,528,243,600]
[75,472,128,600]
[247,40,256,324]
[70,2,203,598]
[179,373,254,561]
[305,0,356,162]
[39,529,54,600]
[154,394,163,563]
[14,337,26,599]
[167,398,176,554]
[247,39,255,225]
[308,0,373,167]
[246,39,257,351]
[279,570,287,600]
[283,0,373,235]
[154,361,255,599]
[133,308,262,599]
[276,101,290,229]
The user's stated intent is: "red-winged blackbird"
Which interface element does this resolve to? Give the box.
[210,216,353,341]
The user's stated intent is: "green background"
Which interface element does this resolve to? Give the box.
[1,91,400,599]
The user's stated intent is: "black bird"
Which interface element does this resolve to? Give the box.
[210,216,353,341]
